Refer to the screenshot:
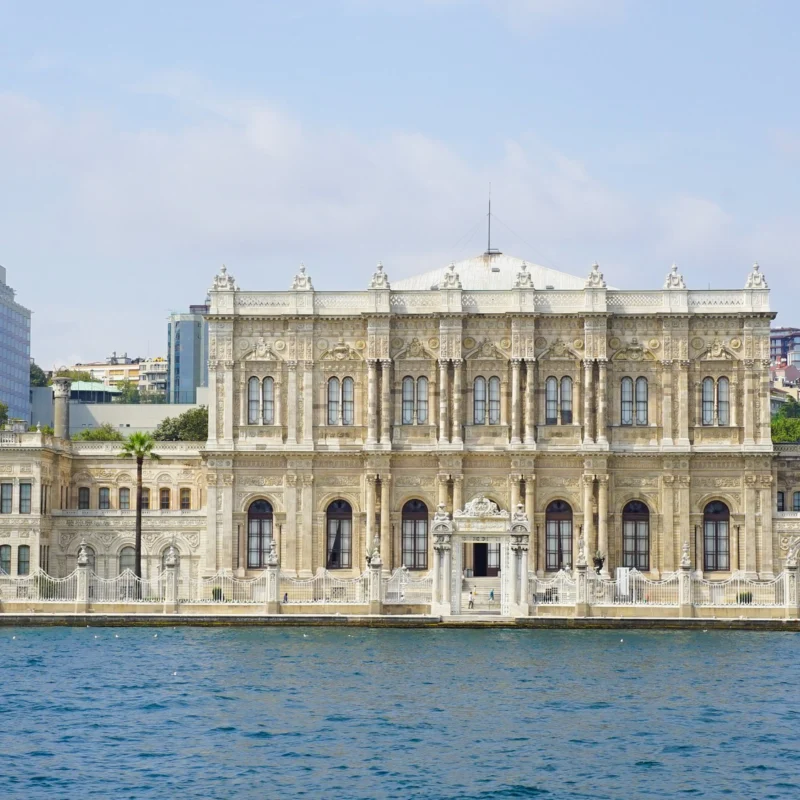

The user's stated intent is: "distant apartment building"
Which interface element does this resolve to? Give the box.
[770,327,800,366]
[57,352,141,387]
[0,265,31,422]
[138,357,168,395]
[166,304,208,403]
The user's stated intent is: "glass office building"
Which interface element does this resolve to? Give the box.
[0,265,31,422]
[166,304,209,403]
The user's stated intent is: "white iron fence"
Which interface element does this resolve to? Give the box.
[192,571,267,604]
[384,568,433,605]
[0,569,79,602]
[529,570,577,605]
[692,573,785,607]
[280,570,368,604]
[91,570,165,603]
[588,570,680,606]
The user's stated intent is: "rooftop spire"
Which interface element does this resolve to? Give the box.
[485,183,501,256]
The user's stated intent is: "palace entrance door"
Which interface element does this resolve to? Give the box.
[470,543,500,577]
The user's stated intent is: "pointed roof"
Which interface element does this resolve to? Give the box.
[392,252,589,291]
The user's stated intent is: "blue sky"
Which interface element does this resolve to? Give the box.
[1,0,798,366]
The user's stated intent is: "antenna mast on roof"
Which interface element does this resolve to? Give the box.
[485,183,501,256]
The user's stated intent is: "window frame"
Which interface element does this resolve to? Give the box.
[119,487,130,510]
[794,491,800,513]
[401,500,428,570]
[473,376,487,425]
[119,546,135,574]
[140,488,150,510]
[326,500,353,570]
[17,545,30,576]
[247,500,273,569]
[545,377,558,425]
[702,377,715,425]
[545,500,573,572]
[78,487,90,510]
[327,377,340,425]
[0,544,10,574]
[19,482,31,514]
[777,491,785,512]
[0,483,12,514]
[342,377,355,426]
[262,377,274,425]
[416,376,429,424]
[402,376,415,425]
[180,488,191,510]
[635,377,648,426]
[247,376,260,425]
[622,501,650,570]
[159,488,171,510]
[488,376,501,425]
[560,376,573,425]
[98,487,111,510]
[703,501,730,572]
[621,377,634,425]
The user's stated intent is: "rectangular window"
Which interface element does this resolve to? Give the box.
[621,378,633,425]
[777,491,785,512]
[704,520,730,571]
[545,379,558,425]
[160,488,171,510]
[0,484,11,514]
[545,519,572,571]
[99,487,110,510]
[19,483,31,514]
[326,518,352,569]
[119,488,130,510]
[17,545,30,576]
[0,545,10,574]
[402,378,414,425]
[180,488,191,510]
[342,378,354,426]
[141,488,150,510]
[622,520,650,570]
[78,487,90,510]
[401,519,428,570]
[794,492,800,513]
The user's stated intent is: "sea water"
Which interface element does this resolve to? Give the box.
[0,627,798,799]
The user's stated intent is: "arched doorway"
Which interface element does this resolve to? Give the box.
[247,500,273,568]
[401,500,429,570]
[703,501,730,571]
[622,501,650,570]
[326,500,352,569]
[545,500,573,571]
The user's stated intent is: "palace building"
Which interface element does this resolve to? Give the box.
[2,253,800,614]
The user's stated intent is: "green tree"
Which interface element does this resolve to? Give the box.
[119,432,161,580]
[0,400,8,427]
[153,406,208,441]
[139,389,167,405]
[115,379,141,404]
[50,368,93,384]
[28,424,55,435]
[30,361,48,387]
[772,416,800,443]
[777,396,800,419]
[72,423,126,441]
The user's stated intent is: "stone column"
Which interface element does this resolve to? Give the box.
[283,475,298,575]
[300,475,314,577]
[238,373,246,427]
[679,543,693,618]
[286,362,298,445]
[784,558,798,620]
[223,366,235,443]
[661,361,673,446]
[438,474,449,510]
[525,476,536,573]
[432,540,442,604]
[163,544,178,613]
[442,539,452,605]
[238,520,247,576]
[662,476,675,573]
[677,361,690,445]
[208,366,218,442]
[596,360,608,445]
[380,476,391,568]
[597,475,609,577]
[265,540,280,614]
[575,562,589,617]
[438,360,449,444]
[205,475,218,573]
[452,359,463,444]
[743,360,754,445]
[52,377,72,440]
[76,541,89,612]
[511,359,522,445]
[302,362,314,445]
[510,474,521,511]
[583,361,594,444]
[582,474,595,569]
[366,360,378,445]
[221,474,234,570]
[759,360,772,446]
[275,375,282,431]
[760,478,774,577]
[365,474,377,560]
[452,475,463,516]
[524,360,536,444]
[380,359,392,445]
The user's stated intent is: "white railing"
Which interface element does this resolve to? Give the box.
[192,571,267,604]
[529,570,576,605]
[692,573,785,607]
[588,570,680,606]
[280,570,368,604]
[0,569,79,602]
[91,570,164,603]
[384,568,433,604]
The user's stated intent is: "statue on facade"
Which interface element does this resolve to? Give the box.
[576,532,587,566]
[585,262,606,288]
[680,540,691,568]
[433,503,450,522]
[290,263,314,291]
[745,262,768,289]
[664,263,686,289]
[514,261,534,289]
[512,503,528,523]
[369,262,391,289]
[211,264,237,292]
[440,262,462,289]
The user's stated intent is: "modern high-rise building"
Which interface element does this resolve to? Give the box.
[0,265,31,422]
[166,304,209,403]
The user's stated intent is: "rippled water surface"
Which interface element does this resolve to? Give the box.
[1,627,798,798]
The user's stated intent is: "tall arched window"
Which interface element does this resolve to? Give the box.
[702,377,715,425]
[402,500,428,569]
[262,377,274,425]
[560,377,573,424]
[247,500,273,568]
[119,546,135,574]
[0,544,10,574]
[622,501,650,570]
[417,377,429,424]
[248,376,260,424]
[342,377,355,425]
[621,377,634,425]
[488,376,501,424]
[635,377,648,425]
[17,545,30,575]
[327,377,340,424]
[703,501,730,571]
[545,500,573,571]
[326,500,352,569]
[119,487,130,510]
[473,377,486,424]
[402,376,415,424]
[717,377,729,426]
[545,377,558,425]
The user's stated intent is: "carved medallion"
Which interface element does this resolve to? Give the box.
[428,337,440,350]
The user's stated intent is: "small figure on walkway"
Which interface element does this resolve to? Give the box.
[489,588,495,602]
[468,589,475,609]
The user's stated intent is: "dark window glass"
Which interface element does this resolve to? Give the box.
[621,377,633,425]
[141,488,150,510]
[473,377,486,425]
[402,376,414,424]
[326,500,352,569]
[545,377,558,425]
[180,488,191,510]
[622,500,649,570]
[560,376,573,424]
[17,545,30,575]
[19,483,31,514]
[0,544,10,574]
[635,377,648,425]
[342,377,354,425]
[248,376,259,424]
[717,377,730,426]
[488,377,501,425]
[328,377,340,425]
[703,501,730,571]
[119,546,135,574]
[702,377,715,425]
[417,376,428,424]
[401,500,428,569]
[777,491,785,512]
[78,487,90,510]
[99,487,110,510]
[119,487,130,510]
[545,500,572,571]
[247,500,273,568]
[1,483,12,514]
[262,377,274,425]
[160,488,171,510]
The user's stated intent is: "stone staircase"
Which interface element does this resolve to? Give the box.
[460,576,502,614]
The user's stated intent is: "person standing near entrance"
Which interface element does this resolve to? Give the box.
[468,589,474,609]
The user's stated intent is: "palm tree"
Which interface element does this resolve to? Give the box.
[119,432,160,579]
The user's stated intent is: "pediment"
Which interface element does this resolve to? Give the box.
[539,339,581,361]
[394,337,434,361]
[465,338,507,361]
[243,338,283,362]
[320,339,363,362]
[698,340,736,361]
[611,339,657,362]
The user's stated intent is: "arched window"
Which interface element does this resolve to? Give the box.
[99,487,110,509]
[622,501,649,570]
[777,491,785,512]
[17,545,30,575]
[402,500,428,569]
[0,544,10,574]
[545,377,558,425]
[621,377,634,425]
[119,487,130,510]
[717,377,729,426]
[327,377,340,425]
[326,500,352,569]
[119,546,135,574]
[417,377,429,424]
[248,500,273,568]
[703,501,730,571]
[262,377,274,425]
[702,377,715,425]
[473,377,486,424]
[635,377,648,425]
[794,491,800,512]
[248,376,260,424]
[560,376,573,424]
[342,377,355,425]
[545,500,573,571]
[162,547,180,570]
[402,376,415,424]
[488,376,501,424]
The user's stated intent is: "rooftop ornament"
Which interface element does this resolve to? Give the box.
[514,261,535,289]
[369,261,391,289]
[440,262,463,290]
[290,263,314,291]
[211,264,237,292]
[584,262,607,289]
[664,263,686,290]
[745,262,768,289]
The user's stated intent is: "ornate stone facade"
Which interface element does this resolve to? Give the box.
[2,255,797,587]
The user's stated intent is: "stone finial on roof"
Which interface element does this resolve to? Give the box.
[290,263,314,291]
[440,262,462,289]
[514,261,534,289]
[745,262,768,289]
[369,261,390,289]
[585,262,606,289]
[211,264,237,291]
[664,263,686,289]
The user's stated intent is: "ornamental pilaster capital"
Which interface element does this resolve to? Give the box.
[301,474,314,487]
[437,472,450,484]
[509,473,522,483]
[452,358,463,368]
[452,474,464,485]
[511,358,522,367]
[582,474,595,487]
[679,360,691,368]
[287,360,298,371]
[285,474,298,487]
[365,474,378,486]
[661,359,674,367]
[380,358,392,367]
[662,475,675,486]
[380,473,392,483]
[745,474,759,488]
[438,358,450,369]
[367,358,379,366]
[676,475,691,488]
[596,474,610,486]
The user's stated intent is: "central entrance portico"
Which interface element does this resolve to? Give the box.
[431,496,530,617]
